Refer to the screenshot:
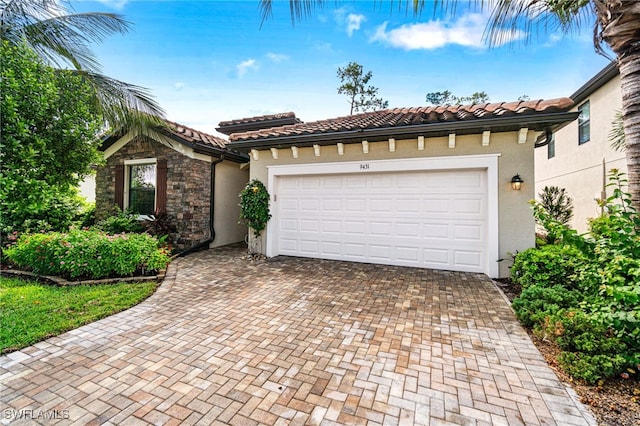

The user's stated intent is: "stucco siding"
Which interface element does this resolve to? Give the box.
[248,130,537,278]
[535,75,626,232]
[211,161,249,248]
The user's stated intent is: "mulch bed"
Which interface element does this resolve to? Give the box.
[495,278,640,426]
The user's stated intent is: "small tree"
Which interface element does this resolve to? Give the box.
[425,90,490,106]
[337,61,389,115]
[539,186,574,225]
[0,41,103,236]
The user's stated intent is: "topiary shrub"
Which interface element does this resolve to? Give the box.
[239,179,271,238]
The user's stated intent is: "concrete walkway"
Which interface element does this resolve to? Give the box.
[1,245,596,425]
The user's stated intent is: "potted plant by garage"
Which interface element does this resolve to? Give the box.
[239,179,272,255]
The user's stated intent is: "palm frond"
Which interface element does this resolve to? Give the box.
[609,110,626,152]
[68,69,166,134]
[260,0,337,27]
[3,0,130,71]
[482,0,593,48]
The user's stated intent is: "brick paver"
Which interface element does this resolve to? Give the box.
[1,245,596,425]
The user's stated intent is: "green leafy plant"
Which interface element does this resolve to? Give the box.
[143,210,176,244]
[4,229,170,279]
[511,170,640,383]
[95,208,144,234]
[239,179,272,238]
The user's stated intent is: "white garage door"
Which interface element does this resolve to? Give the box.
[274,168,488,273]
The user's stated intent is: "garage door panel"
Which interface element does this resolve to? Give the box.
[275,169,487,273]
[454,198,484,215]
[323,199,342,211]
[346,198,367,212]
[300,198,320,211]
[321,241,341,255]
[370,198,393,212]
[396,198,421,214]
[300,219,319,232]
[423,223,450,239]
[344,221,366,235]
[280,218,298,232]
[454,250,483,268]
[346,176,367,189]
[396,222,421,238]
[423,248,449,265]
[299,240,320,254]
[322,220,341,233]
[454,224,483,241]
[370,221,393,236]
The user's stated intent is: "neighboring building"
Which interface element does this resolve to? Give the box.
[228,99,577,278]
[95,121,249,252]
[535,63,625,232]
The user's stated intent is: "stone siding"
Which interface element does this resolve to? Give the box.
[96,137,211,251]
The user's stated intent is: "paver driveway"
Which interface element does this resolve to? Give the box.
[1,245,595,426]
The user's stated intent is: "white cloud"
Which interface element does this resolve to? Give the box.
[333,8,366,37]
[174,82,185,90]
[236,59,258,77]
[346,13,366,37]
[97,0,128,10]
[370,12,525,50]
[543,33,563,47]
[266,52,289,63]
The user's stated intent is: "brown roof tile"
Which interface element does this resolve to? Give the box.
[228,97,575,144]
[218,112,299,127]
[164,120,228,149]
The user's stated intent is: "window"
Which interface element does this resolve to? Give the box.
[547,133,555,159]
[125,159,157,215]
[578,101,590,144]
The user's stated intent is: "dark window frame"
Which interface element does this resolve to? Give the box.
[578,101,590,145]
[124,160,157,216]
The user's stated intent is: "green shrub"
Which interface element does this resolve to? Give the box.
[510,244,591,290]
[517,170,640,383]
[5,229,170,279]
[512,285,580,328]
[544,310,628,384]
[557,352,627,385]
[95,208,143,234]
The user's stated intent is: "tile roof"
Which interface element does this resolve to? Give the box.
[164,120,228,149]
[229,98,575,143]
[217,112,303,135]
[218,112,299,127]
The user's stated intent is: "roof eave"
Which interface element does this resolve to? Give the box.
[229,111,580,152]
[571,62,619,105]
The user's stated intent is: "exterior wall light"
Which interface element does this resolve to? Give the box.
[511,174,524,190]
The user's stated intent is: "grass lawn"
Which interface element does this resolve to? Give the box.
[0,276,157,354]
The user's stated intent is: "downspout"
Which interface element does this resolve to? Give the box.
[179,154,225,257]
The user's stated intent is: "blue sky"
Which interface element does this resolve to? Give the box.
[72,0,610,135]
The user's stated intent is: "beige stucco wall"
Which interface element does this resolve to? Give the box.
[211,161,249,248]
[247,130,538,278]
[535,76,626,233]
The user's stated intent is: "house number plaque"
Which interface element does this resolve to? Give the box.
[359,163,370,170]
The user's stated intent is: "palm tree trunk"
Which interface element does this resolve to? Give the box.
[617,48,640,211]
